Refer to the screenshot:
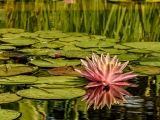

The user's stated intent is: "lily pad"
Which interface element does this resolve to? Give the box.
[34,76,88,88]
[48,50,92,59]
[29,58,80,67]
[0,64,37,76]
[97,41,116,48]
[129,65,160,75]
[59,36,83,42]
[0,37,38,46]
[19,32,38,38]
[118,54,140,61]
[127,49,151,53]
[32,41,64,49]
[0,109,21,120]
[18,48,56,56]
[140,57,160,67]
[90,35,106,39]
[114,44,131,49]
[98,48,127,54]
[75,40,99,48]
[0,45,16,50]
[122,42,160,52]
[0,93,22,104]
[17,87,85,99]
[48,66,85,76]
[0,75,37,85]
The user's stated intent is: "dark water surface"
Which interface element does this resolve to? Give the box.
[0,0,160,120]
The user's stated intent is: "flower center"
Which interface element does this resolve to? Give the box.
[103,85,110,92]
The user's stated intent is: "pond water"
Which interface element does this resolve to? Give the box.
[0,0,160,120]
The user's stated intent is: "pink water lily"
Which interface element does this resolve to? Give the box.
[75,53,138,109]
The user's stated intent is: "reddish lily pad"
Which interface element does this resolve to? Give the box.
[48,66,85,76]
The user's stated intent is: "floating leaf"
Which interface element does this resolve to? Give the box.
[18,48,56,56]
[0,37,38,46]
[118,54,140,61]
[0,64,37,76]
[98,48,127,54]
[75,40,98,48]
[0,109,21,120]
[0,45,16,50]
[0,75,37,85]
[34,76,88,88]
[129,65,160,75]
[127,49,151,53]
[48,50,91,59]
[30,58,80,67]
[140,57,160,66]
[0,93,22,104]
[32,41,64,49]
[48,66,85,76]
[17,87,85,99]
[122,42,160,52]
[114,44,131,49]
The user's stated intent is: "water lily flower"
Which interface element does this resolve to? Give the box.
[63,0,75,4]
[75,53,138,109]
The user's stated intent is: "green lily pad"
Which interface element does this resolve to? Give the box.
[129,65,160,75]
[122,42,160,52]
[118,54,140,61]
[102,38,119,43]
[114,44,131,49]
[18,48,56,56]
[0,37,38,46]
[32,41,64,49]
[97,41,116,47]
[5,28,25,34]
[39,32,70,39]
[98,48,127,54]
[0,64,37,76]
[0,75,37,85]
[0,93,22,104]
[19,32,38,38]
[59,36,83,42]
[127,49,151,53]
[90,35,106,39]
[30,58,80,67]
[2,33,21,39]
[0,109,21,120]
[17,87,85,99]
[140,57,160,66]
[48,50,92,59]
[75,40,98,48]
[34,76,87,88]
[0,45,16,50]
[61,45,82,51]
[0,29,8,34]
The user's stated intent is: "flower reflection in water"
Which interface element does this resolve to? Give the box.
[75,53,138,109]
